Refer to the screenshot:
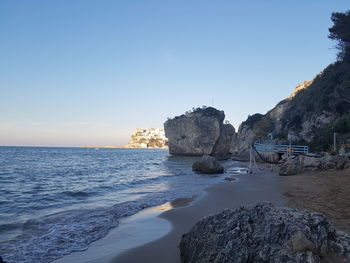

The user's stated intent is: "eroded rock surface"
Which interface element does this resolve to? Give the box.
[180,202,350,263]
[231,61,350,156]
[280,154,350,175]
[164,107,234,157]
[212,123,235,160]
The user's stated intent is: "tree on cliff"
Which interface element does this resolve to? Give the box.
[329,10,350,62]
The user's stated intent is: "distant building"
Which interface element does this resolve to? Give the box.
[125,128,168,149]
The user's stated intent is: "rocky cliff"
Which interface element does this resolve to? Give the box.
[164,107,235,158]
[231,62,350,156]
[125,128,168,149]
[231,11,350,155]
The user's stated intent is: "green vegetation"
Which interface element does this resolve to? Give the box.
[334,113,350,133]
[303,113,350,152]
[169,105,224,121]
[329,10,350,62]
[242,114,274,138]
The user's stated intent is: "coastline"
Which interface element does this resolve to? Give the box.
[80,147,168,150]
[112,166,287,263]
[52,166,350,263]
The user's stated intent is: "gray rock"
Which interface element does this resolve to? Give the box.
[302,155,323,171]
[164,107,233,157]
[289,231,316,252]
[212,123,235,160]
[321,154,349,170]
[180,202,350,263]
[192,155,224,174]
[279,157,303,175]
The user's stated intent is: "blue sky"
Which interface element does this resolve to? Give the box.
[0,0,349,146]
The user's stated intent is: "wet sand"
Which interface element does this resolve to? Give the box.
[56,167,350,263]
[113,168,287,263]
[282,169,350,233]
[54,203,173,263]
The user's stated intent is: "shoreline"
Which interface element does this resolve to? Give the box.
[113,167,287,263]
[54,164,284,263]
[80,146,168,150]
[53,166,350,263]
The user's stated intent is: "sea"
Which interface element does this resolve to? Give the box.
[0,147,226,263]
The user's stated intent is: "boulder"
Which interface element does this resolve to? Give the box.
[321,154,349,170]
[164,107,233,157]
[279,157,303,176]
[180,202,350,263]
[192,155,224,174]
[302,155,323,171]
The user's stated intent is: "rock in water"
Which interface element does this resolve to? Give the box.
[180,202,350,263]
[164,107,234,157]
[192,155,224,174]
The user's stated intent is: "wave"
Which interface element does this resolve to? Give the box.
[0,200,156,263]
[62,191,90,197]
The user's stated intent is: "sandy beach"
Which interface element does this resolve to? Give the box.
[54,165,350,263]
[282,169,350,233]
[112,166,287,263]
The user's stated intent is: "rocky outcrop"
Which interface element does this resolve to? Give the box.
[231,61,350,156]
[126,128,168,149]
[192,155,224,174]
[164,107,234,157]
[302,154,323,171]
[211,123,235,160]
[279,154,350,175]
[180,202,350,263]
[321,154,349,170]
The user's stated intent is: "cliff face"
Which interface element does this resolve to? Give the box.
[126,128,168,149]
[232,61,350,155]
[164,107,235,158]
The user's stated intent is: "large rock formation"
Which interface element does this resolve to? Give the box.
[180,202,350,263]
[125,128,168,149]
[231,61,350,156]
[164,107,235,158]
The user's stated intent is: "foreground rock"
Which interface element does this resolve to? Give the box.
[192,155,224,174]
[180,202,350,263]
[164,107,234,158]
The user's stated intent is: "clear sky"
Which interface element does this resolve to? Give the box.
[0,0,349,147]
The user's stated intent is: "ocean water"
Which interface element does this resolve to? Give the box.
[0,147,225,263]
